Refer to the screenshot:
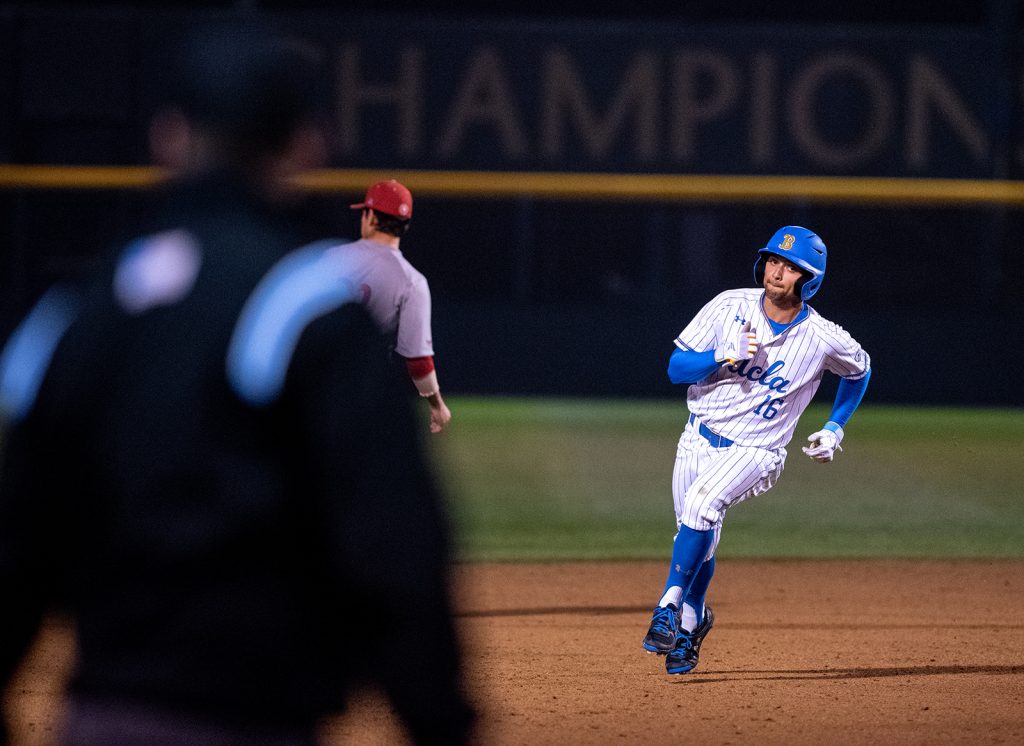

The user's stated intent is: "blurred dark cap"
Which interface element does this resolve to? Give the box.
[158,23,324,154]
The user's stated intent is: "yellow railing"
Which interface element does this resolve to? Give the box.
[2,165,1024,206]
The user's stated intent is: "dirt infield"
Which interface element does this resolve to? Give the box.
[6,560,1024,744]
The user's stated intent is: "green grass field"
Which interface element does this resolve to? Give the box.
[429,397,1024,561]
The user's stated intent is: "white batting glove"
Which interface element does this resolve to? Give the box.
[802,426,844,463]
[715,320,758,364]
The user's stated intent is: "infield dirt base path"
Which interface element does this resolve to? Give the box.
[7,560,1024,745]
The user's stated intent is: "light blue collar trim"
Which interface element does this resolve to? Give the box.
[761,296,808,336]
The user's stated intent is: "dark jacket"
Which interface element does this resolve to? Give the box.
[0,172,472,742]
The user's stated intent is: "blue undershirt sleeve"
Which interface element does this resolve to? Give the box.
[667,347,721,384]
[825,368,871,431]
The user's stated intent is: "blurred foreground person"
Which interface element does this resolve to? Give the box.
[0,24,473,745]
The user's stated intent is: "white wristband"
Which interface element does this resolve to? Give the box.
[824,421,845,444]
[412,369,439,397]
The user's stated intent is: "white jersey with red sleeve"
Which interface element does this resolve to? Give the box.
[325,238,434,358]
[675,288,870,451]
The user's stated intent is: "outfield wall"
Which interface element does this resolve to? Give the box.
[0,8,1021,405]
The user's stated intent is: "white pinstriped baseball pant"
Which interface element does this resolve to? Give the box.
[672,418,786,560]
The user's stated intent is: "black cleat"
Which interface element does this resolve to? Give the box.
[665,605,714,674]
[642,604,680,654]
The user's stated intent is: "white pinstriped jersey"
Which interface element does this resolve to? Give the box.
[675,288,870,451]
[325,238,434,358]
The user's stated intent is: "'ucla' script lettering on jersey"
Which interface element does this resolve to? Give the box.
[727,359,791,393]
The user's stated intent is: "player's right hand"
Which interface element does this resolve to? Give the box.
[715,320,758,364]
[429,398,452,434]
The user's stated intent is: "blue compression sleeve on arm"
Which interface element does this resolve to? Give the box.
[667,347,720,384]
[825,368,871,431]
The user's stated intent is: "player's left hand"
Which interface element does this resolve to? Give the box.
[802,427,843,463]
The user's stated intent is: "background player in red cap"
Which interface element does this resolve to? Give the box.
[329,179,452,433]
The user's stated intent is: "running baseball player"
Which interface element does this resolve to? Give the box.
[642,225,871,675]
[327,180,451,433]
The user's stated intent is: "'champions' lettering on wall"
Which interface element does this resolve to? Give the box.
[329,23,999,178]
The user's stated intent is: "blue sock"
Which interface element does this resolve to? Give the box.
[661,524,714,602]
[683,555,716,625]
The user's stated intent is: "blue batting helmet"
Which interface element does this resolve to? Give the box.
[753,226,827,300]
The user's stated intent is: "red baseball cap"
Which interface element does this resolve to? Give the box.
[350,179,413,219]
